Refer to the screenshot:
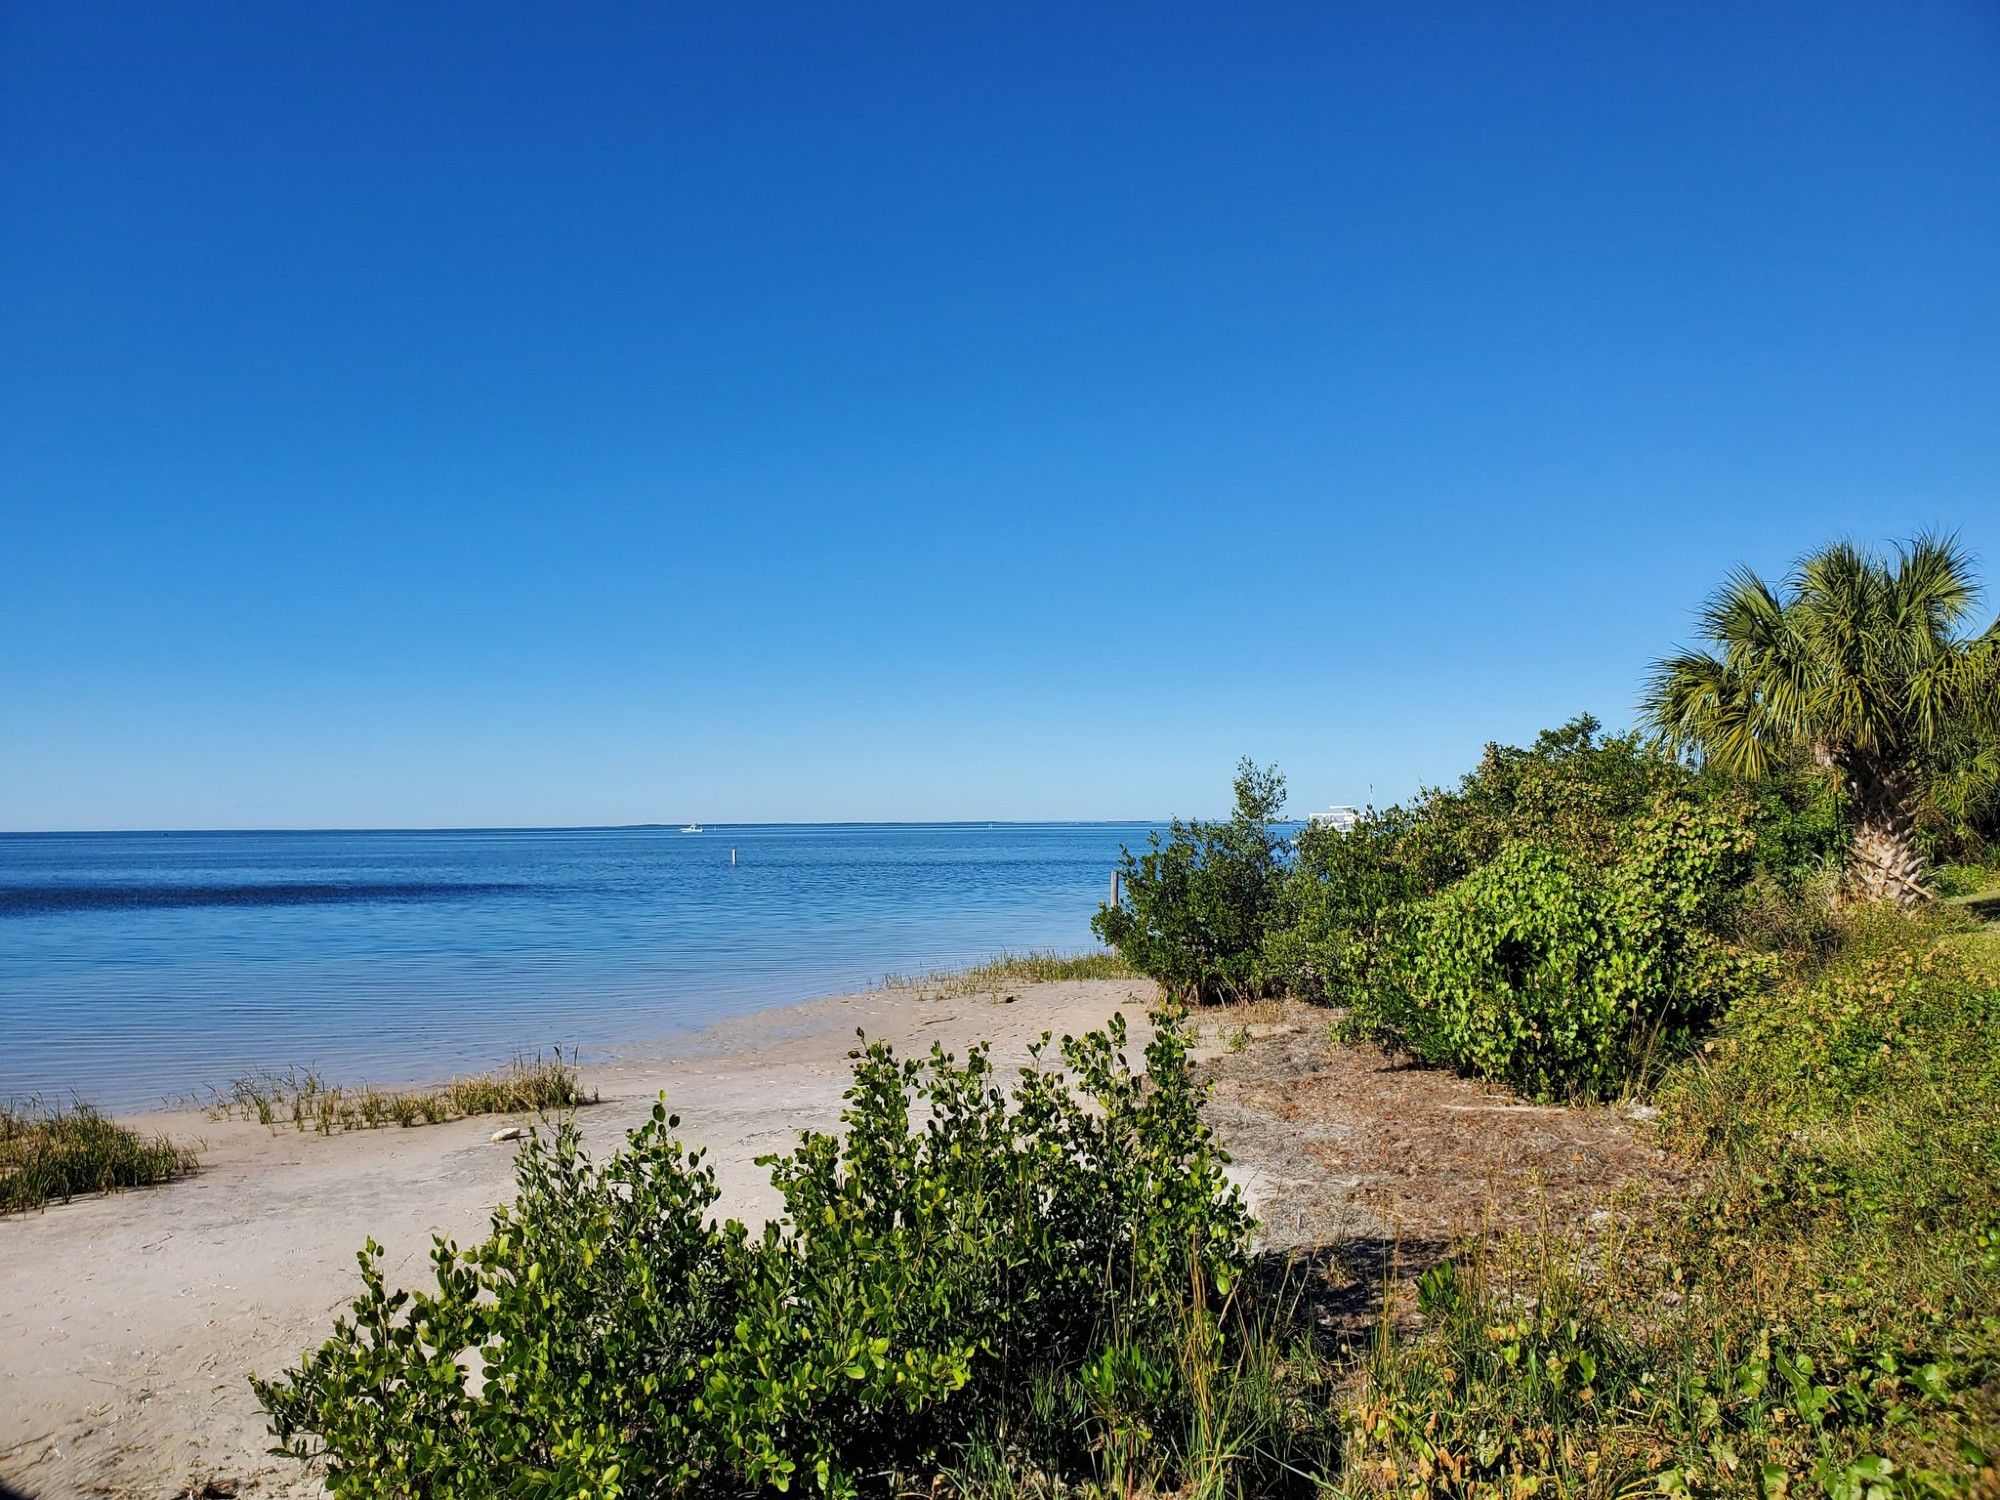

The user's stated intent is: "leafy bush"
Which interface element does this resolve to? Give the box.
[1259,804,1442,1006]
[1427,714,1695,872]
[253,1011,1332,1498]
[0,1100,199,1214]
[1348,843,1609,1095]
[1123,723,1822,1098]
[1261,717,1734,1007]
[1093,760,1289,1003]
[1724,759,1851,892]
[1343,800,1761,1099]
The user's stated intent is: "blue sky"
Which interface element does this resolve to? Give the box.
[2,3,1995,830]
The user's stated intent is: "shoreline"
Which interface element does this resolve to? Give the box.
[1,974,1163,1498]
[2,968,1679,1498]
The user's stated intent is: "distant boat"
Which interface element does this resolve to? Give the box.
[681,823,703,834]
[1308,805,1359,832]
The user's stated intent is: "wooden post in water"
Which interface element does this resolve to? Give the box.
[731,847,738,866]
[1109,869,1121,906]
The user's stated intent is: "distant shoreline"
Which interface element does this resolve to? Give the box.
[0,817,1174,838]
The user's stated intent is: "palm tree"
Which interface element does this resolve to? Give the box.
[1645,534,2000,905]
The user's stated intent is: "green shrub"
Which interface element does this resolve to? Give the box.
[1259,805,1440,1005]
[1343,800,1761,1099]
[1726,760,1851,893]
[1260,718,1735,1007]
[1431,714,1695,872]
[252,1011,1324,1498]
[0,1100,199,1214]
[1094,760,1288,1003]
[1348,843,1610,1096]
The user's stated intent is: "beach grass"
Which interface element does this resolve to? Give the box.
[0,1100,199,1214]
[205,1050,597,1136]
[882,947,1138,995]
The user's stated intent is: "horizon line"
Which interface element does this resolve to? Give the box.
[0,817,1207,838]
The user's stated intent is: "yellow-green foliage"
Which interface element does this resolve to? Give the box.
[0,1101,198,1214]
[955,948,1137,984]
[1344,800,1763,1100]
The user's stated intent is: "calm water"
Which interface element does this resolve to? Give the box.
[0,823,1151,1113]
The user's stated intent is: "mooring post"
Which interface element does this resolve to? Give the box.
[731,847,738,866]
[1109,868,1121,906]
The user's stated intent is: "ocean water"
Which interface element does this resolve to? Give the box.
[0,823,1152,1113]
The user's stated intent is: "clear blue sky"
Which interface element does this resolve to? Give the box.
[2,3,1995,830]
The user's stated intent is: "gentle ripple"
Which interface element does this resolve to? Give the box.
[0,823,1152,1112]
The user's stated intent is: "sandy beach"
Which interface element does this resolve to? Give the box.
[1,975,1671,1499]
[0,978,1166,1498]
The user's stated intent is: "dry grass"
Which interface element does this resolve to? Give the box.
[204,1051,596,1136]
[0,1100,199,1214]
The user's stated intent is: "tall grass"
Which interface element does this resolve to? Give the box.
[882,948,1138,995]
[205,1051,595,1136]
[0,1100,199,1214]
[940,1265,1339,1500]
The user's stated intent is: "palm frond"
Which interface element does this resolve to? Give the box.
[1643,649,1774,778]
[1889,530,1978,637]
[1663,536,1992,802]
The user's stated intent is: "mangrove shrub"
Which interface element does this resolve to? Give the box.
[1092,759,1288,1003]
[254,1013,1272,1498]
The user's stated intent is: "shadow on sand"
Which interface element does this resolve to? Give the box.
[1245,1234,1455,1353]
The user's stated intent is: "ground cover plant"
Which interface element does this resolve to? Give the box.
[1340,903,2000,1498]
[253,1010,1336,1498]
[206,1051,593,1135]
[0,1099,199,1214]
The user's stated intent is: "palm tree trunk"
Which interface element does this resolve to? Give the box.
[1842,761,1929,906]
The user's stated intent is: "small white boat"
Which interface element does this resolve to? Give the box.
[681,823,703,834]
